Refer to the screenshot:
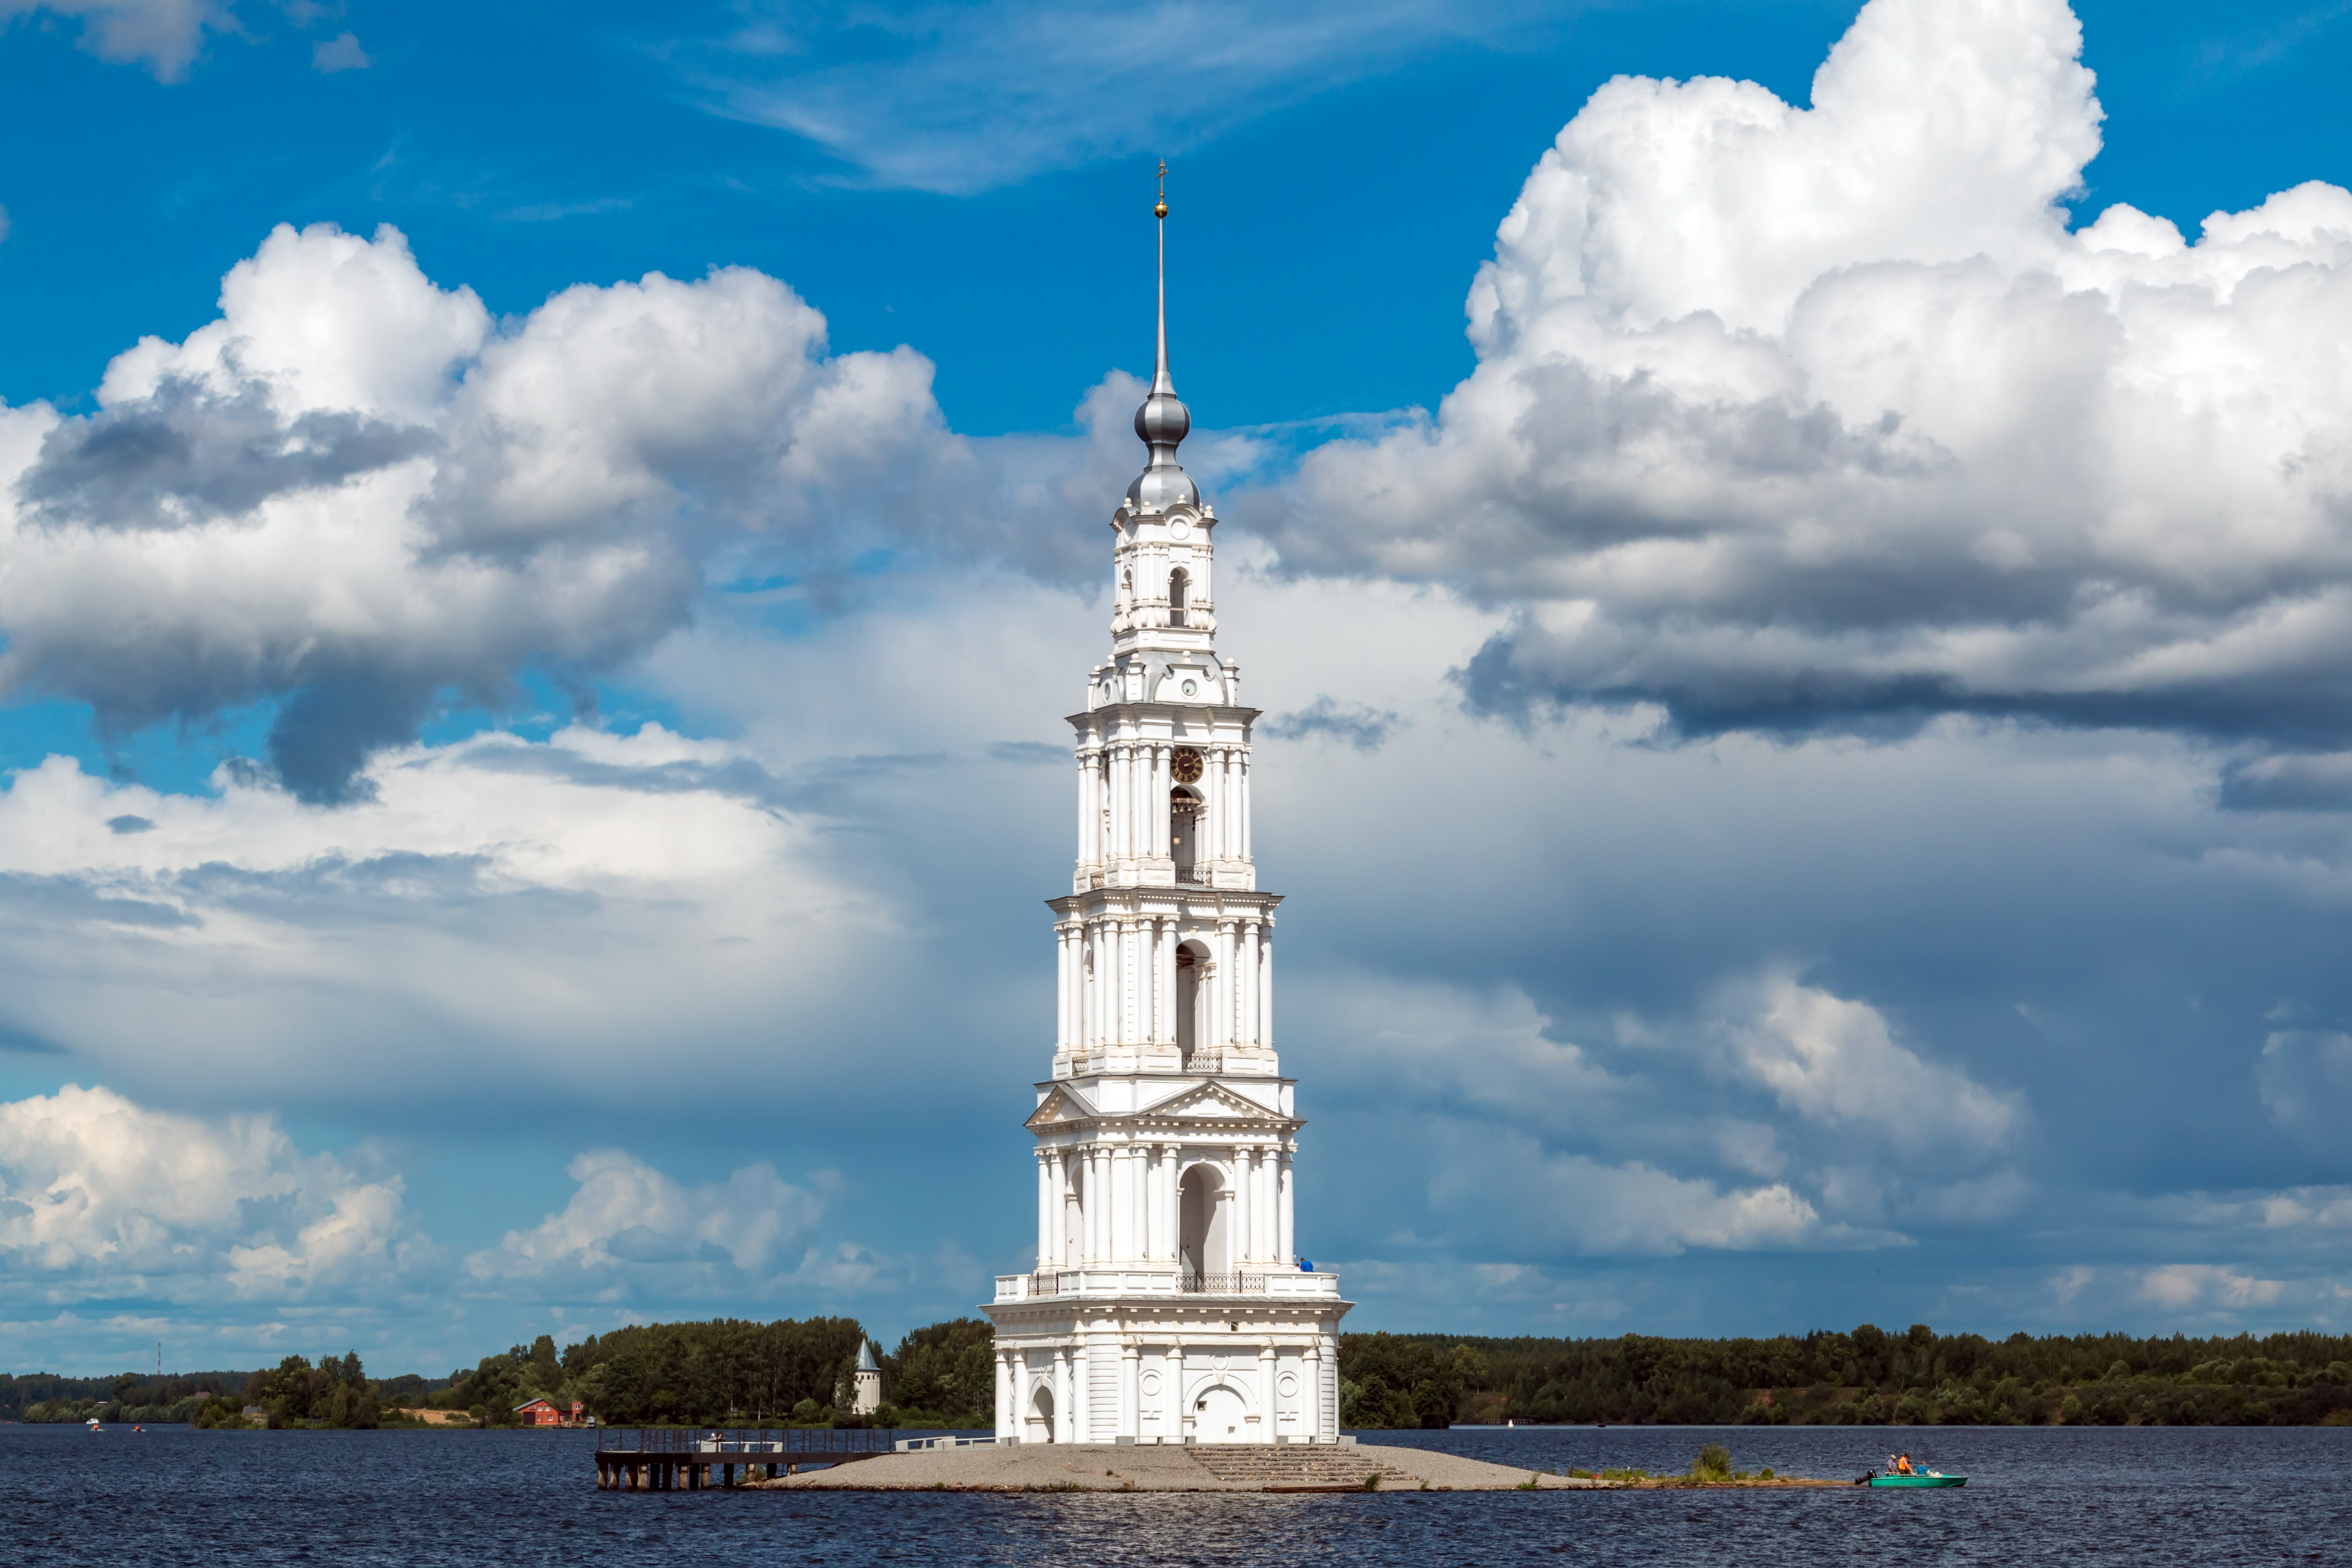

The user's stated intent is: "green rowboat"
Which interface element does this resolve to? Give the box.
[1867,1473,1965,1488]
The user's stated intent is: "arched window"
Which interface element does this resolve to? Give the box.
[1168,567,1189,626]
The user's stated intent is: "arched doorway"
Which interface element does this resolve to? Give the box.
[1030,1384,1056,1443]
[1178,1162,1228,1282]
[1192,1381,1250,1443]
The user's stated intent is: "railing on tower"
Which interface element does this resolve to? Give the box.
[1179,1272,1268,1294]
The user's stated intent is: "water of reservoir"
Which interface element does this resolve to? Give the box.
[6,1421,2347,1565]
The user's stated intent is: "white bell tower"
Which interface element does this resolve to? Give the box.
[982,170,1350,1445]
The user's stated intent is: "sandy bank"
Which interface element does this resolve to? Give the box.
[752,1443,1840,1493]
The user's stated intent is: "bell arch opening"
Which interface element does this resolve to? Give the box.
[1175,941,1210,1061]
[1169,567,1190,626]
[1171,786,1202,881]
[1178,1162,1229,1282]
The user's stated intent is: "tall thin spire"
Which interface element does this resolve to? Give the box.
[1127,157,1197,512]
[1153,159,1172,396]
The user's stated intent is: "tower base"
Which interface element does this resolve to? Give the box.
[983,1272,1349,1444]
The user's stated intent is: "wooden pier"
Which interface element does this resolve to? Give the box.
[595,1427,899,1491]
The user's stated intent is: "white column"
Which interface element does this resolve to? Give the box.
[1148,1147,1167,1269]
[1054,927,1070,1050]
[1145,920,1162,1043]
[1122,1344,1140,1439]
[1084,923,1099,1049]
[1260,1149,1277,1265]
[1258,1345,1276,1441]
[1117,1148,1136,1261]
[996,1351,1011,1436]
[1240,752,1253,861]
[1278,1152,1294,1264]
[1098,1148,1114,1262]
[1119,918,1137,1045]
[1055,1349,1071,1443]
[1144,745,1160,859]
[1143,1152,1162,1260]
[1223,926,1241,1048]
[1110,744,1127,862]
[1301,1346,1321,1439]
[1130,1147,1149,1261]
[1075,755,1092,868]
[1214,750,1232,860]
[1061,1152,1079,1267]
[1079,1149,1095,1264]
[1130,742,1146,863]
[1038,1153,1053,1267]
[1240,921,1261,1047]
[1232,1152,1251,1260]
[1168,1345,1185,1440]
[1156,744,1172,859]
[1073,1341,1089,1441]
[1259,927,1273,1048]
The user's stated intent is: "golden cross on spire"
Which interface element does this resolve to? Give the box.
[1155,158,1168,220]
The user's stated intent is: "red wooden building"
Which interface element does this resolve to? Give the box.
[513,1397,586,1427]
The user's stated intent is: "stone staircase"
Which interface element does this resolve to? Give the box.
[1185,1443,1420,1490]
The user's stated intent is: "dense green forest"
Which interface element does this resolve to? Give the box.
[1337,1325,2352,1428]
[21,1319,2347,1430]
[2,1371,252,1425]
[0,1315,990,1429]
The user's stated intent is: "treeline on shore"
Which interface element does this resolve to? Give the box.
[0,1358,447,1428]
[19,1319,2349,1430]
[1336,1325,2352,1428]
[1,1316,997,1430]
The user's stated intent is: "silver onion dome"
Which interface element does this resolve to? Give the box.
[1126,184,1199,512]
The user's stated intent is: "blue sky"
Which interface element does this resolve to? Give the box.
[5,0,2352,1377]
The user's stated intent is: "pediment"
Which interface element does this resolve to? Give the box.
[1024,1084,1102,1131]
[1135,1080,1291,1125]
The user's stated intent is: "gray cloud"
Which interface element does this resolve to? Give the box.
[2220,752,2352,812]
[17,378,435,530]
[0,0,228,80]
[1263,694,1403,751]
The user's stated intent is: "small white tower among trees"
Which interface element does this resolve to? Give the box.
[981,171,1350,1444]
[852,1341,881,1416]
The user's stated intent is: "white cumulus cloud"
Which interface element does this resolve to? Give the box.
[1719,976,2020,1154]
[0,221,1135,805]
[1266,0,2352,750]
[0,1084,410,1302]
[2139,1263,2286,1312]
[469,1149,827,1283]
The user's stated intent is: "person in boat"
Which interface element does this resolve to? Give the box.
[1893,1453,1917,1476]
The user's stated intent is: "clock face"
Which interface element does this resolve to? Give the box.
[1171,747,1205,784]
[1170,516,1193,539]
[1180,678,1198,696]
